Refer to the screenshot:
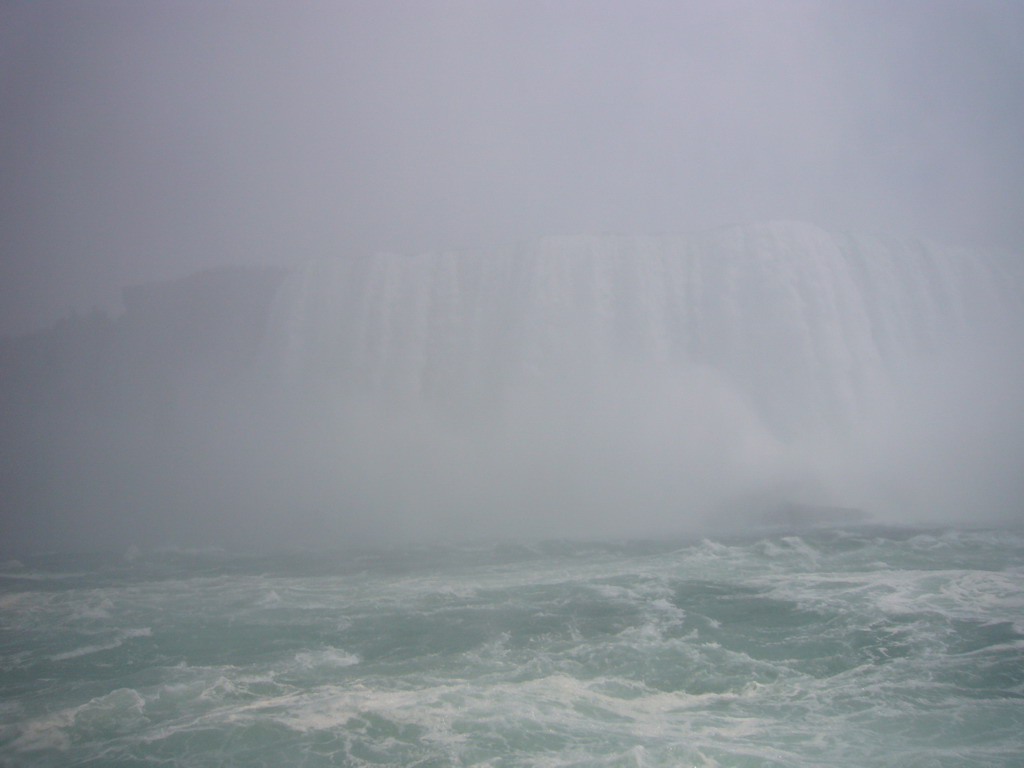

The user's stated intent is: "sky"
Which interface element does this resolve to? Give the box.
[2,0,1023,336]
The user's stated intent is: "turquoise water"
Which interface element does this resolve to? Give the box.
[2,527,1023,767]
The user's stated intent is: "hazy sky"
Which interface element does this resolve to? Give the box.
[2,0,1022,335]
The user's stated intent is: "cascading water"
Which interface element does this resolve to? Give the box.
[2,221,1021,550]
[252,221,1022,538]
[264,221,1013,433]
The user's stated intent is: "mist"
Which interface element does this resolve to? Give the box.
[2,3,1023,553]
[3,1,1024,335]
[3,223,1022,554]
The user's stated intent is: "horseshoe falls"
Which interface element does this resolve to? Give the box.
[253,220,1023,541]
[2,221,1023,766]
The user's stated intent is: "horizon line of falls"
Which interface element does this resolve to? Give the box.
[251,221,1023,541]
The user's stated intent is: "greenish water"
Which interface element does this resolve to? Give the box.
[2,527,1023,766]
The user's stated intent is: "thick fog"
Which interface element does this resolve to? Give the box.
[2,2,1023,553]
[3,225,1022,553]
[3,1,1024,334]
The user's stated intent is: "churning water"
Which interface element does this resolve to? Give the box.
[2,525,1023,767]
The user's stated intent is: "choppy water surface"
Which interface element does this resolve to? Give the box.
[2,526,1023,767]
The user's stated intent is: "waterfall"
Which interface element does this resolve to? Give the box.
[262,221,1015,440]
[5,221,1020,551]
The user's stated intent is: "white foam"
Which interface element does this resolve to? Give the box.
[10,709,75,752]
[73,597,114,620]
[11,688,147,752]
[257,589,282,606]
[292,647,360,670]
[197,676,242,702]
[49,628,151,661]
[4,531,1022,766]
